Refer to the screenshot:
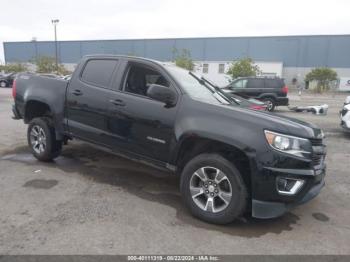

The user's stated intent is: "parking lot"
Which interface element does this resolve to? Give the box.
[0,87,350,255]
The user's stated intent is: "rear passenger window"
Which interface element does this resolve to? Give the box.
[81,59,118,88]
[265,79,281,89]
[247,79,264,88]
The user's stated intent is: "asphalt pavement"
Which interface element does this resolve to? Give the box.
[0,88,350,255]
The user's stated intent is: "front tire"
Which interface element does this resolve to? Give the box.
[180,153,248,224]
[27,117,62,161]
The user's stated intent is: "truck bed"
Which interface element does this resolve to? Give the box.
[14,73,69,136]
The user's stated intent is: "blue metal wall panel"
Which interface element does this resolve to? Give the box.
[145,39,175,61]
[4,35,350,68]
[133,40,146,57]
[302,36,329,67]
[205,38,249,60]
[248,37,300,66]
[248,37,281,61]
[276,38,301,67]
[81,41,105,56]
[328,36,350,68]
[36,42,55,59]
[174,38,205,60]
[4,42,36,62]
[100,40,135,55]
[59,41,81,63]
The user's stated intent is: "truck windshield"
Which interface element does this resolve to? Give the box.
[165,66,232,105]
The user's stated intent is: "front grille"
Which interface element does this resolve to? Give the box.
[312,154,323,166]
[310,138,323,146]
[341,108,348,116]
[310,138,325,167]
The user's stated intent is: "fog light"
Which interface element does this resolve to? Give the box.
[276,177,305,195]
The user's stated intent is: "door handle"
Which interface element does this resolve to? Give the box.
[72,89,83,96]
[109,99,126,106]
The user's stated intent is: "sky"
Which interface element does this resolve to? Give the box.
[1,0,350,63]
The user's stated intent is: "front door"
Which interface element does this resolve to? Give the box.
[229,78,248,97]
[105,62,179,163]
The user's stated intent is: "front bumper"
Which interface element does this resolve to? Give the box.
[252,168,325,218]
[251,137,326,219]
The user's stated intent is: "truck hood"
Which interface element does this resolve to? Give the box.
[200,99,323,139]
[248,109,323,138]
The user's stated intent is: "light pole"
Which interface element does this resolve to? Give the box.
[51,19,59,72]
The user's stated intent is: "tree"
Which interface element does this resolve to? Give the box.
[0,63,28,73]
[305,67,337,93]
[173,48,194,71]
[33,56,70,75]
[57,64,71,75]
[34,56,57,73]
[226,58,261,80]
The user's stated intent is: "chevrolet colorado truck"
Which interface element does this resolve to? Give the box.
[12,55,326,224]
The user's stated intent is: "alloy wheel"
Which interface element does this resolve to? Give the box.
[189,166,232,213]
[266,100,273,111]
[29,125,47,154]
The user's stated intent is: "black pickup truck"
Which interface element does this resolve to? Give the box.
[12,55,326,224]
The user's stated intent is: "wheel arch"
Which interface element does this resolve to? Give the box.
[24,100,53,123]
[24,100,64,140]
[172,135,253,196]
[258,93,277,100]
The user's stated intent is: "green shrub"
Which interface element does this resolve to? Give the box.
[0,63,28,73]
[305,67,337,93]
[173,48,194,71]
[33,56,70,75]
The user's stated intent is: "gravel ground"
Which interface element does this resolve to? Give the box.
[0,88,350,255]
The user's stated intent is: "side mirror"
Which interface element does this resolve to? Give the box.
[147,84,177,106]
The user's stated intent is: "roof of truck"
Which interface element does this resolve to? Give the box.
[83,54,163,64]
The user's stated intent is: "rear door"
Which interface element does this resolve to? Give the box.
[263,79,278,95]
[246,78,265,97]
[65,58,119,145]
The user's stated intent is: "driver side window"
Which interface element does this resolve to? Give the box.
[231,79,248,89]
[124,64,170,97]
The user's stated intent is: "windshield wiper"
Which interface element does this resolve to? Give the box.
[202,76,240,105]
[188,72,223,104]
[188,72,238,105]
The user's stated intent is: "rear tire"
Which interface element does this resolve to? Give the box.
[180,153,248,224]
[27,117,62,161]
[264,98,276,111]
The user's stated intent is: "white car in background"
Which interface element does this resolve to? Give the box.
[340,96,350,132]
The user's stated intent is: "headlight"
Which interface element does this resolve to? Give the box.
[264,130,312,158]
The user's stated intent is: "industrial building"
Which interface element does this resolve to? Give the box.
[3,35,350,85]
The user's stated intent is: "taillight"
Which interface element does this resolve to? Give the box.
[282,85,288,94]
[12,79,16,99]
